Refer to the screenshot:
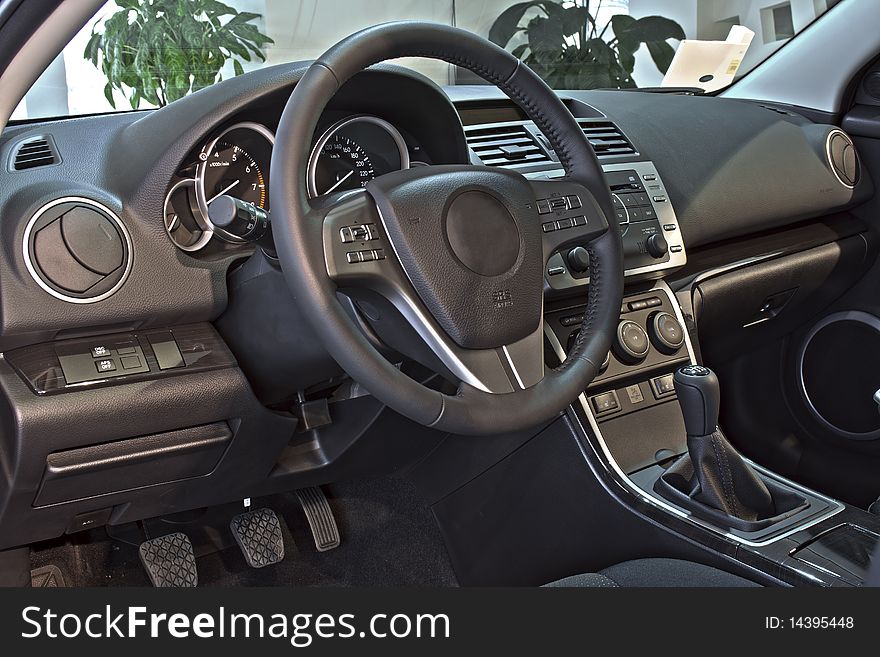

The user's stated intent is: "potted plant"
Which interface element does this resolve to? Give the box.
[85,0,273,109]
[489,0,685,89]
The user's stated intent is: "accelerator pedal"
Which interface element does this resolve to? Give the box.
[230,508,285,568]
[138,532,198,587]
[296,486,340,552]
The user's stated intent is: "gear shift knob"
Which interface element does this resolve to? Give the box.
[674,365,721,437]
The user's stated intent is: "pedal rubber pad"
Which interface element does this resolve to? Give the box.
[31,565,66,588]
[296,486,341,552]
[138,532,198,587]
[230,508,285,568]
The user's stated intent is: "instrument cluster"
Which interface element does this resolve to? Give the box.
[164,115,418,253]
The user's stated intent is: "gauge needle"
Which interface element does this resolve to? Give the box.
[207,179,240,205]
[325,170,354,194]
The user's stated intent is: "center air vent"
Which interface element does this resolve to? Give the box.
[826,129,859,188]
[465,124,552,167]
[578,120,637,158]
[11,135,59,171]
[23,198,132,303]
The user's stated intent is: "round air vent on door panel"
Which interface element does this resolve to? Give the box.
[798,312,880,440]
[23,197,132,303]
[825,129,859,188]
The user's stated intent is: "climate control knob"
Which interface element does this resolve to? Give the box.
[648,311,685,354]
[646,233,669,259]
[613,320,650,364]
[566,246,590,274]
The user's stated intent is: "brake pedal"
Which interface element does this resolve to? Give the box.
[230,508,285,568]
[296,486,340,552]
[138,532,198,587]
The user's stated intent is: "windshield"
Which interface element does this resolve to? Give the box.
[13,0,842,121]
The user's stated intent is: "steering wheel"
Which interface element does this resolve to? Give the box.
[271,22,623,435]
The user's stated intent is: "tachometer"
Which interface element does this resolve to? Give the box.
[196,122,274,242]
[307,116,409,198]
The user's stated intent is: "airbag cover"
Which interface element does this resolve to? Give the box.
[368,165,543,349]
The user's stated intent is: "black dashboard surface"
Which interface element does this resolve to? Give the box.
[0,62,871,354]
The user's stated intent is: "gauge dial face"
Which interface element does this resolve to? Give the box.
[202,141,268,210]
[314,135,376,196]
[307,116,409,198]
[195,123,274,244]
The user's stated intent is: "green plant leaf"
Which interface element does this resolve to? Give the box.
[623,16,686,43]
[82,0,272,108]
[646,40,677,73]
[488,1,562,47]
[561,6,590,37]
[526,13,566,66]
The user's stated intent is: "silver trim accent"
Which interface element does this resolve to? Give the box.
[797,310,880,440]
[545,280,843,547]
[307,115,410,198]
[824,128,857,190]
[195,121,276,244]
[163,179,211,252]
[532,161,687,288]
[22,196,133,304]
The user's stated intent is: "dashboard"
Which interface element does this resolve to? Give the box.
[0,62,870,354]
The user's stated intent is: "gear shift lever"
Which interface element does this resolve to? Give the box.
[673,365,720,437]
[654,364,806,530]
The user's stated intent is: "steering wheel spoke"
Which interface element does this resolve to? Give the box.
[530,179,610,262]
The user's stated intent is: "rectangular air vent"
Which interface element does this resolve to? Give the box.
[578,120,636,158]
[465,124,552,167]
[12,135,59,171]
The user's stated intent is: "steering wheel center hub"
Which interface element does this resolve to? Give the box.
[367,165,543,350]
[445,191,520,276]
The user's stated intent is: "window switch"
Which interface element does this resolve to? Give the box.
[148,332,184,370]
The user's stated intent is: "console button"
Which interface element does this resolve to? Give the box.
[547,266,565,277]
[120,355,142,370]
[560,314,584,327]
[591,391,620,415]
[663,224,677,232]
[148,333,184,370]
[116,344,138,355]
[633,193,651,206]
[642,206,657,220]
[628,300,648,311]
[625,384,645,404]
[670,245,683,253]
[646,233,669,259]
[567,195,582,209]
[95,359,116,373]
[90,346,111,358]
[649,312,685,354]
[537,199,552,215]
[651,374,676,398]
[613,320,650,364]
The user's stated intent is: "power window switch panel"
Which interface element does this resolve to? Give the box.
[148,332,185,370]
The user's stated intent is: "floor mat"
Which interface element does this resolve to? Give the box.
[29,476,458,587]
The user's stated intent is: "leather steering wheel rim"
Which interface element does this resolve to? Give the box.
[271,22,624,435]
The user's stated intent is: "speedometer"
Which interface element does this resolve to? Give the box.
[307,116,409,198]
[314,135,376,196]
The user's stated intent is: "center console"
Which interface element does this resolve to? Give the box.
[544,281,880,585]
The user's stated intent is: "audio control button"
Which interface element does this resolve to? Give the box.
[649,312,685,354]
[614,320,650,364]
